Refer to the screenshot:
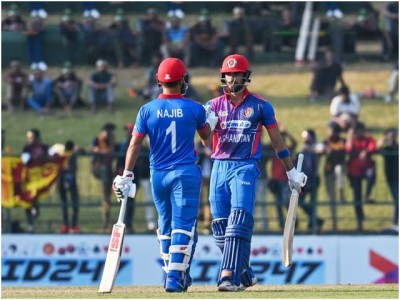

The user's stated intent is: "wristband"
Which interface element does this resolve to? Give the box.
[276,148,290,159]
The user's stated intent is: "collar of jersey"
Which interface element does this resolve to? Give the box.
[158,93,183,99]
[225,88,249,106]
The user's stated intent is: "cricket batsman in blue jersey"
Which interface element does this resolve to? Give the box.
[203,54,308,291]
[112,58,218,292]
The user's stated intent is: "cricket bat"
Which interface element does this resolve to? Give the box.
[98,192,128,293]
[282,153,304,267]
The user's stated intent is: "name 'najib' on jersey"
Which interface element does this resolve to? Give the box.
[134,97,207,169]
[208,93,277,160]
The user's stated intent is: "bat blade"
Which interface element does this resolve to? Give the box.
[98,223,126,293]
[282,153,304,267]
[282,192,299,267]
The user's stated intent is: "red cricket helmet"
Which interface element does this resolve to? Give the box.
[220,54,252,93]
[220,54,250,74]
[156,57,187,83]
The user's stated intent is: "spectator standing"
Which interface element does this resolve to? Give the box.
[2,5,26,32]
[82,2,100,19]
[345,122,377,231]
[27,63,52,115]
[5,60,29,113]
[160,13,190,63]
[226,7,254,59]
[24,14,46,67]
[329,85,360,132]
[204,54,307,291]
[310,49,345,101]
[59,9,81,63]
[298,129,323,232]
[21,129,50,232]
[188,9,224,67]
[137,8,165,65]
[377,128,399,231]
[321,123,346,231]
[53,62,83,115]
[90,123,116,232]
[381,2,399,61]
[112,58,216,292]
[29,2,47,19]
[57,140,80,234]
[87,60,117,113]
[109,10,138,68]
[80,14,112,64]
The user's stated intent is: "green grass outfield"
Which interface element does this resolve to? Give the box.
[2,284,399,299]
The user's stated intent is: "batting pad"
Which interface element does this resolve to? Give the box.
[212,218,228,253]
[157,229,171,273]
[219,209,254,286]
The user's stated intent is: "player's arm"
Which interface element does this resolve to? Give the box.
[267,125,307,192]
[113,133,144,203]
[266,126,295,171]
[124,134,145,172]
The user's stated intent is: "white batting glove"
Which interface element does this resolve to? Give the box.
[204,105,218,131]
[286,167,307,193]
[112,170,136,202]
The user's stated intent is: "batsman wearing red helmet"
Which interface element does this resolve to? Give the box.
[203,54,307,291]
[113,57,218,292]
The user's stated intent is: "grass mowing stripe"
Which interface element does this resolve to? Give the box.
[2,284,398,299]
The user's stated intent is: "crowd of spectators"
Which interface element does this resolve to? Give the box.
[4,115,398,235]
[2,2,398,68]
[1,2,398,234]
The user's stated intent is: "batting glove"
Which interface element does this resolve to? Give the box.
[286,167,307,193]
[204,105,218,131]
[112,170,136,202]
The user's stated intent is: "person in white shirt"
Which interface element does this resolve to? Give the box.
[329,85,360,131]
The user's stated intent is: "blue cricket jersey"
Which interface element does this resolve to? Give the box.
[133,93,208,170]
[206,89,278,160]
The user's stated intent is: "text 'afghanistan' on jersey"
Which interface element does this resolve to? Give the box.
[207,91,277,160]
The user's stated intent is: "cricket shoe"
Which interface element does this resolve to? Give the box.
[165,274,185,293]
[238,276,257,291]
[217,278,239,292]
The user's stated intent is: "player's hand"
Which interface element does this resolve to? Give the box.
[112,170,136,202]
[204,105,218,131]
[286,167,307,193]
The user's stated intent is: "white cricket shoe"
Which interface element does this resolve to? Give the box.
[218,280,238,292]
[238,276,258,291]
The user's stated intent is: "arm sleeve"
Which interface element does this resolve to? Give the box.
[262,101,278,129]
[196,104,208,131]
[133,107,148,136]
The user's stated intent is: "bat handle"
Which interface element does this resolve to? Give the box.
[117,191,128,224]
[296,153,304,172]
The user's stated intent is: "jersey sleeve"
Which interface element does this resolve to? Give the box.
[262,101,278,129]
[197,104,207,128]
[133,106,148,137]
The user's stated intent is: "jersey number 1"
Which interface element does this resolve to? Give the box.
[166,121,176,153]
